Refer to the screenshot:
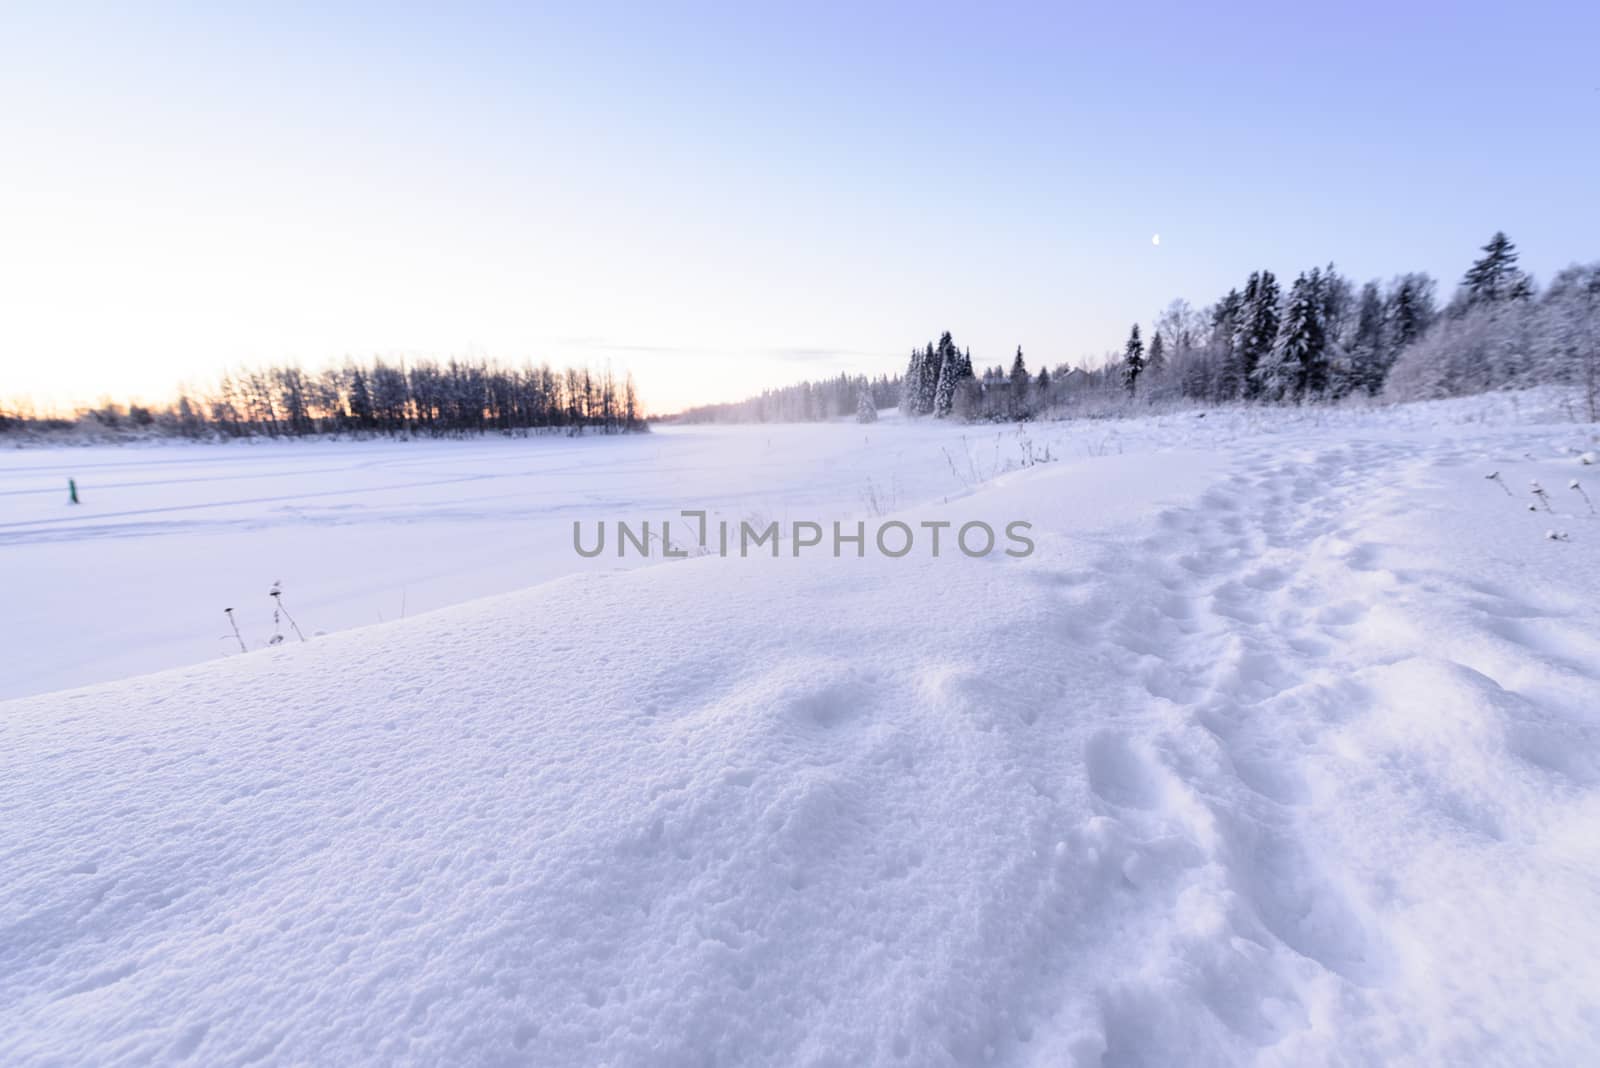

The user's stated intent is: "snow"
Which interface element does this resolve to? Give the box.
[3,391,1599,1065]
[0,419,1044,699]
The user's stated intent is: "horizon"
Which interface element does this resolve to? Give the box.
[4,2,1598,415]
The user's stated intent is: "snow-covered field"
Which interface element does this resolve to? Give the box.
[3,392,1599,1065]
[0,418,1052,699]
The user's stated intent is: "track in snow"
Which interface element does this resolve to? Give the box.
[1005,436,1600,1061]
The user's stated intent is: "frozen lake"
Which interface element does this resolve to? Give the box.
[1,416,1066,697]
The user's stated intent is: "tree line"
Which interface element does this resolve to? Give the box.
[1072,231,1594,419]
[670,372,901,424]
[1107,231,1594,414]
[1,357,648,439]
[668,231,1598,425]
[9,233,1591,439]
[1104,264,1442,407]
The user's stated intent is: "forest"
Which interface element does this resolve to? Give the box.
[0,358,647,439]
[678,232,1599,426]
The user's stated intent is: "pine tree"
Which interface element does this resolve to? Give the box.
[1207,288,1244,400]
[920,339,946,414]
[1122,325,1145,394]
[1260,270,1329,401]
[1348,281,1387,395]
[1387,273,1436,354]
[1035,365,1052,408]
[1307,267,1336,397]
[856,385,878,423]
[1147,331,1166,376]
[1463,232,1527,307]
[1229,273,1260,397]
[1234,270,1281,398]
[1319,265,1353,348]
[1009,346,1030,416]
[899,348,923,415]
[933,346,957,416]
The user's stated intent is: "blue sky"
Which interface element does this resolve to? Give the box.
[2,1,1597,412]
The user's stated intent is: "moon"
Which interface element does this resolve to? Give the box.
[1152,233,1161,247]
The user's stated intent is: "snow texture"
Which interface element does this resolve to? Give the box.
[3,391,1599,1065]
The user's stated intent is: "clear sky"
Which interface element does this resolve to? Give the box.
[3,1,1597,414]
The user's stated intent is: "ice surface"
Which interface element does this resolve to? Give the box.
[2,391,1598,1065]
